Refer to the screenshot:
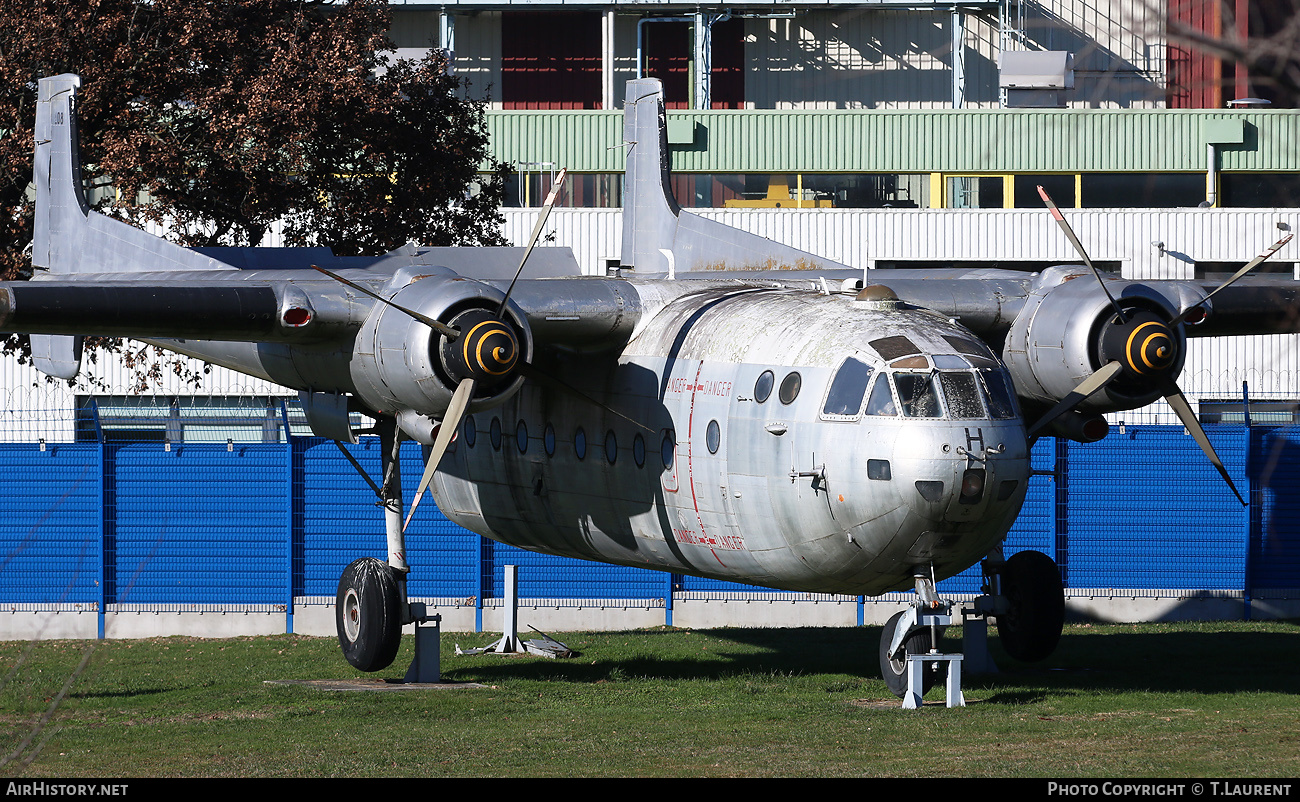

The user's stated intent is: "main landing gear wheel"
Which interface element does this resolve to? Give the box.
[336,557,403,672]
[879,611,948,699]
[996,549,1065,663]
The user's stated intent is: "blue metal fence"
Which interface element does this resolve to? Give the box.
[4,423,1300,633]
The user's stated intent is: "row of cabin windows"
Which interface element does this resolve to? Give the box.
[465,415,681,469]
[498,171,1300,210]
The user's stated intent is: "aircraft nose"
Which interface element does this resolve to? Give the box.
[901,424,1029,523]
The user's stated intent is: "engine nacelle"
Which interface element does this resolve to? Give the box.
[350,269,532,422]
[1003,268,1200,415]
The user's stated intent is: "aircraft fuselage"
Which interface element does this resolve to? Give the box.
[430,281,1030,596]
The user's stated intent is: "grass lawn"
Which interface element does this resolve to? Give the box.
[2,621,1298,777]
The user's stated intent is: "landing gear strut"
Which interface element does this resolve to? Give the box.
[878,572,951,699]
[879,610,948,698]
[335,417,414,673]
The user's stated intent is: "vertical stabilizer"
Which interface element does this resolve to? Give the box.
[31,75,87,379]
[31,74,88,273]
[28,74,233,380]
[620,79,680,276]
[618,79,852,276]
[29,74,233,277]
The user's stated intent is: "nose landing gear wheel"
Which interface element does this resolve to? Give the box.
[336,557,403,672]
[996,549,1065,663]
[879,610,948,699]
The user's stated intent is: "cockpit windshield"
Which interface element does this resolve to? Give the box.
[979,369,1019,420]
[859,366,1019,421]
[938,371,984,419]
[822,358,874,417]
[893,373,943,418]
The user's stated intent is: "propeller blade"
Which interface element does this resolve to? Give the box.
[1026,361,1125,438]
[403,377,476,531]
[1163,384,1247,506]
[312,265,460,340]
[1169,232,1295,328]
[1037,185,1128,324]
[498,168,568,317]
[517,361,654,434]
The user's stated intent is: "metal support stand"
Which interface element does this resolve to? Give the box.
[403,605,442,683]
[960,610,998,674]
[455,566,574,659]
[903,653,965,709]
[894,570,967,708]
[495,563,521,653]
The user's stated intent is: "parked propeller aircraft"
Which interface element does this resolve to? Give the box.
[7,74,1300,695]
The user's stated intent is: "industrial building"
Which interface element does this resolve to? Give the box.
[4,0,1300,640]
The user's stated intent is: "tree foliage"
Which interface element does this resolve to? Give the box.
[0,0,508,284]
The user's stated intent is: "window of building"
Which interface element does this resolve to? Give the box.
[1013,174,1076,208]
[501,12,602,110]
[641,18,744,110]
[1200,399,1300,424]
[503,171,622,208]
[1195,261,1295,280]
[944,175,1007,209]
[1080,173,1207,208]
[1219,173,1300,207]
[677,173,928,209]
[74,396,291,443]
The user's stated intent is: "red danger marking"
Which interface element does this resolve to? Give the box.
[672,528,746,551]
[678,362,746,554]
[665,377,732,398]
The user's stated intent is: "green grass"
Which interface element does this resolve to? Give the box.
[2,621,1299,777]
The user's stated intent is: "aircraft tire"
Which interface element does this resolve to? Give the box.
[996,549,1065,663]
[336,557,403,672]
[878,611,947,699]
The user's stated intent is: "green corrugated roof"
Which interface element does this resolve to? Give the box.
[484,109,1300,173]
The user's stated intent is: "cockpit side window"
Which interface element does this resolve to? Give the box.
[893,373,943,418]
[864,373,898,416]
[939,372,985,419]
[980,370,1019,420]
[822,357,874,418]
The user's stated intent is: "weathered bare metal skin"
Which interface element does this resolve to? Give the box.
[431,281,1030,596]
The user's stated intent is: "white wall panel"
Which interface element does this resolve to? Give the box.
[503,205,1300,425]
[508,207,1300,280]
